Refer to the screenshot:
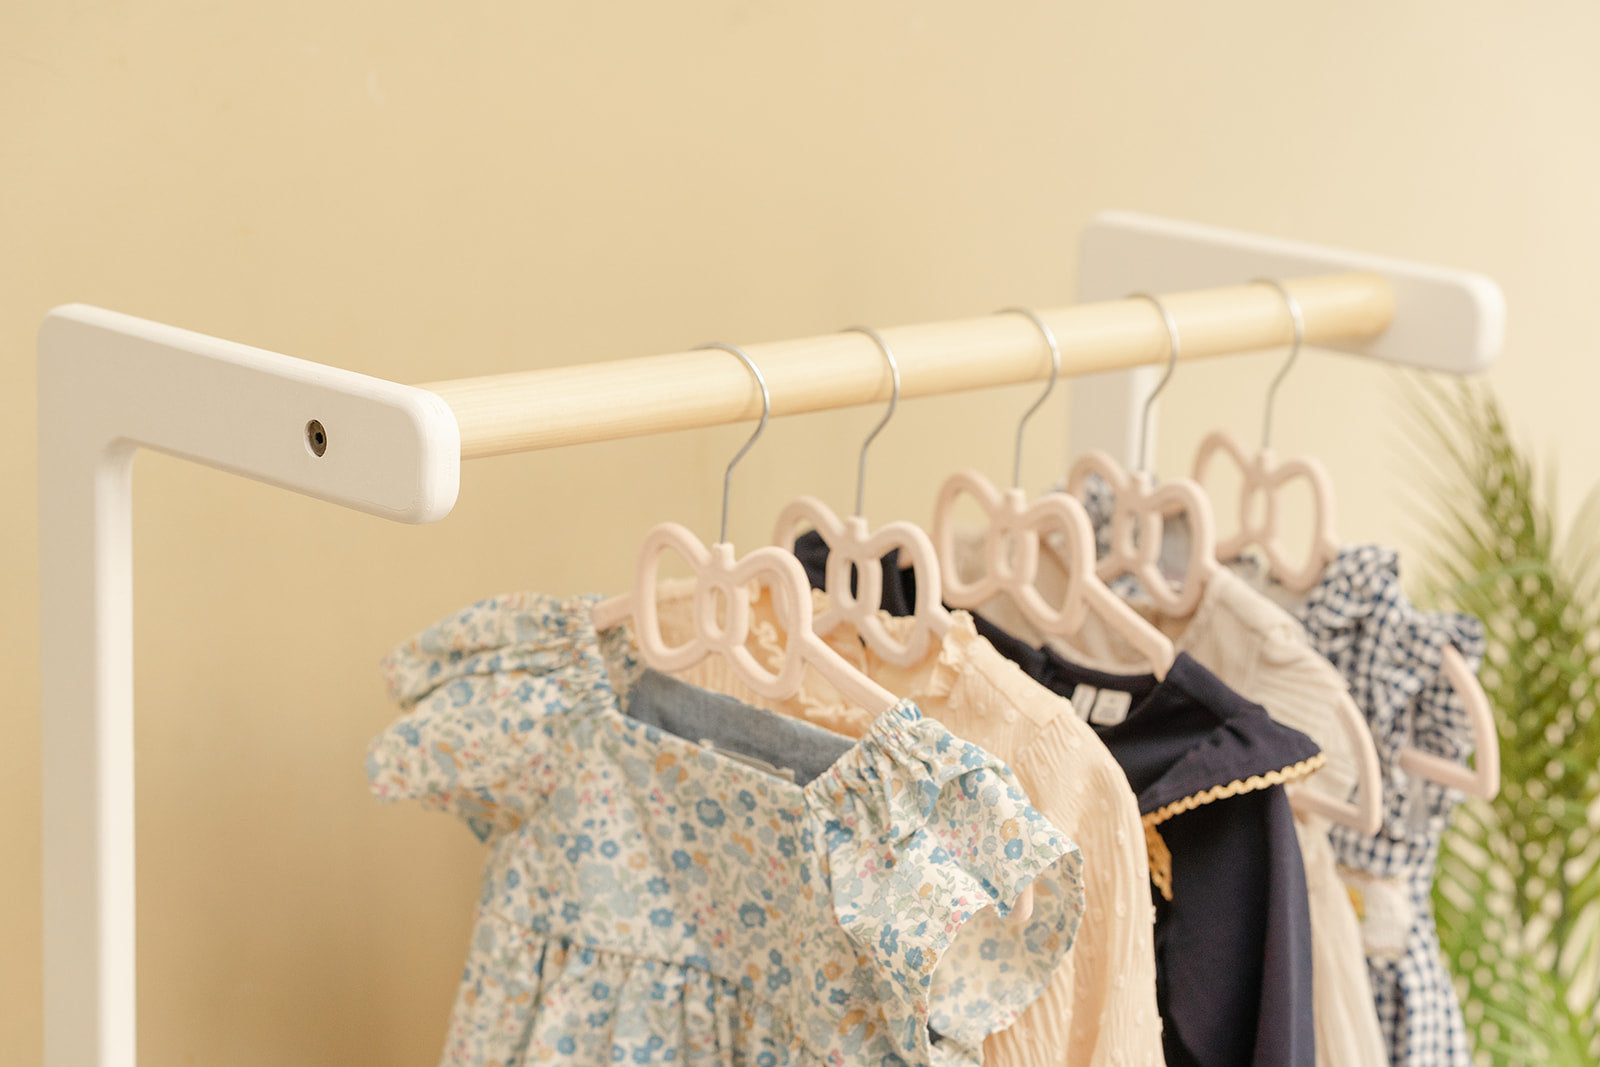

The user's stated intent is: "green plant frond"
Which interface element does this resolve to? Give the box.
[1443,560,1563,601]
[1467,948,1599,1061]
[1566,868,1600,919]
[1408,374,1600,1062]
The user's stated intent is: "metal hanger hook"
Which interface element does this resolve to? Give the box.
[999,307,1061,489]
[696,342,771,545]
[843,326,901,518]
[1130,292,1180,475]
[1253,278,1305,451]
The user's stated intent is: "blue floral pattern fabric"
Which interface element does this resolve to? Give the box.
[368,592,1085,1066]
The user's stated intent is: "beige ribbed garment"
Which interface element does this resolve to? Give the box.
[960,532,1387,1067]
[648,579,1167,1067]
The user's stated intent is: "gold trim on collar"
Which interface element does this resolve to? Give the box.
[1141,753,1328,901]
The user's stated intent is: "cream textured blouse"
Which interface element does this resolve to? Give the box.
[651,580,1168,1067]
[971,539,1386,1067]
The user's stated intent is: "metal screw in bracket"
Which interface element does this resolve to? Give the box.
[305,419,327,457]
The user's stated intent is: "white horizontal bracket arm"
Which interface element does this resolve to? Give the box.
[1069,210,1506,465]
[37,305,460,1067]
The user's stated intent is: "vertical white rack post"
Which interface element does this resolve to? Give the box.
[37,305,461,1067]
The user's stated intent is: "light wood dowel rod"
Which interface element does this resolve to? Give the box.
[419,272,1393,460]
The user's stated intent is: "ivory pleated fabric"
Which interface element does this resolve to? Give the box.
[965,534,1387,1067]
[650,579,1168,1067]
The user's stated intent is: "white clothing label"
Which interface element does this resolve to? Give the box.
[1090,688,1133,726]
[1070,684,1099,721]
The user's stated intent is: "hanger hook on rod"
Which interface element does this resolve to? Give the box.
[843,326,901,518]
[695,341,771,545]
[1130,292,1180,475]
[1253,278,1305,451]
[998,307,1062,490]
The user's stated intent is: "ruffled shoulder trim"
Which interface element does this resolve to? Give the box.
[367,592,616,841]
[804,704,1084,1062]
[378,590,607,706]
[1295,544,1400,647]
[1297,545,1487,828]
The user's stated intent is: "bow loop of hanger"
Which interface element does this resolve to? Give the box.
[1065,293,1220,620]
[931,308,1178,679]
[594,342,900,715]
[772,326,954,670]
[1192,279,1341,594]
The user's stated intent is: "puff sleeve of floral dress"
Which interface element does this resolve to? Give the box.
[367,592,1085,1067]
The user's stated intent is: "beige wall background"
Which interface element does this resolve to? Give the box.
[3,2,1595,1062]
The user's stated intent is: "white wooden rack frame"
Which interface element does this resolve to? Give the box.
[37,211,1504,1066]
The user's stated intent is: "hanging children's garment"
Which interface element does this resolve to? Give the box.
[367,591,1084,1067]
[793,534,1323,1067]
[967,635,1320,1067]
[648,575,1166,1067]
[960,526,1387,1067]
[1071,473,1489,1066]
[1237,545,1487,1067]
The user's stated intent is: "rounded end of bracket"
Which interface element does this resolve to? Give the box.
[397,388,462,524]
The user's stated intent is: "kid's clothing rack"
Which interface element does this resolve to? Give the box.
[36,211,1505,1066]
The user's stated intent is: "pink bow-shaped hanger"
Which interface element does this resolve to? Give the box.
[1063,294,1220,621]
[1192,435,1340,595]
[592,342,898,718]
[774,501,950,669]
[931,470,1175,677]
[594,523,896,712]
[772,326,952,670]
[1066,450,1220,619]
[928,308,1176,678]
[934,472,1080,629]
[775,326,1032,921]
[1190,279,1339,595]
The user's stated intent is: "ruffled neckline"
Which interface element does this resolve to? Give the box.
[380,588,933,810]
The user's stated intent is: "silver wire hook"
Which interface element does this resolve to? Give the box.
[1130,292,1180,475]
[1253,278,1305,451]
[695,342,771,545]
[999,307,1061,489]
[843,326,901,518]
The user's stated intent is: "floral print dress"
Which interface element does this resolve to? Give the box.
[368,592,1085,1066]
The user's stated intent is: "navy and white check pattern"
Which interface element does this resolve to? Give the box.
[1300,545,1483,1067]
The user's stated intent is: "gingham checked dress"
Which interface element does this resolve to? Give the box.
[1281,546,1485,1067]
